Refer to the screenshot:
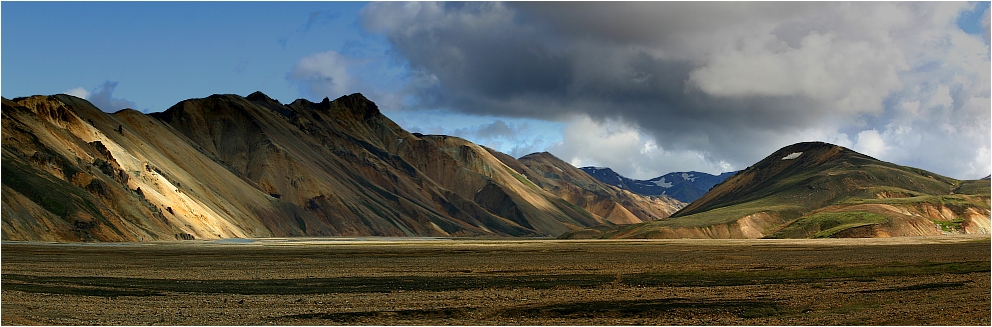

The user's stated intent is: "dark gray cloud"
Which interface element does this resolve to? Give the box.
[361,2,990,179]
[471,120,515,139]
[86,81,137,113]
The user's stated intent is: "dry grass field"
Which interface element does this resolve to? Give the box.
[2,236,989,325]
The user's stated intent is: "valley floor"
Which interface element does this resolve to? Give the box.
[2,236,989,325]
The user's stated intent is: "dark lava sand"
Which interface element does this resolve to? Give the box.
[2,236,989,325]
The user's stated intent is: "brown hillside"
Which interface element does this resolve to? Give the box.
[2,92,616,241]
[602,142,990,239]
[512,152,684,225]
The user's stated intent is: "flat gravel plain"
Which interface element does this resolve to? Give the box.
[2,236,989,325]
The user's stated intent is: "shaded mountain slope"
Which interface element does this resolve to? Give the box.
[580,167,735,203]
[2,92,612,241]
[511,152,684,225]
[413,136,608,235]
[565,142,990,239]
[151,93,604,237]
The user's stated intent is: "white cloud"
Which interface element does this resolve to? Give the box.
[549,116,733,179]
[552,116,643,174]
[853,129,888,159]
[64,87,90,99]
[288,51,355,99]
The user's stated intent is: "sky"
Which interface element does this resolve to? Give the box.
[2,2,990,180]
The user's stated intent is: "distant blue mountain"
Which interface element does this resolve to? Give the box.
[579,167,736,203]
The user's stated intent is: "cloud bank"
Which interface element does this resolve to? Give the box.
[390,111,563,160]
[360,2,990,179]
[66,81,137,113]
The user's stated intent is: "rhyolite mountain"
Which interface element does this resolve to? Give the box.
[495,151,685,225]
[580,167,735,203]
[563,142,991,239]
[1,92,685,242]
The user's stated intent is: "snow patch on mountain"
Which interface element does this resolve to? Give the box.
[653,177,673,188]
[782,152,803,160]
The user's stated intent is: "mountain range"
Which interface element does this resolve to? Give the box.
[3,93,988,242]
[1,93,684,242]
[580,167,736,203]
[563,142,990,239]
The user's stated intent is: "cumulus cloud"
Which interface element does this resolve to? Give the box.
[361,2,990,179]
[852,130,888,159]
[549,116,733,179]
[86,81,137,112]
[288,51,355,99]
[64,87,90,99]
[549,116,655,178]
